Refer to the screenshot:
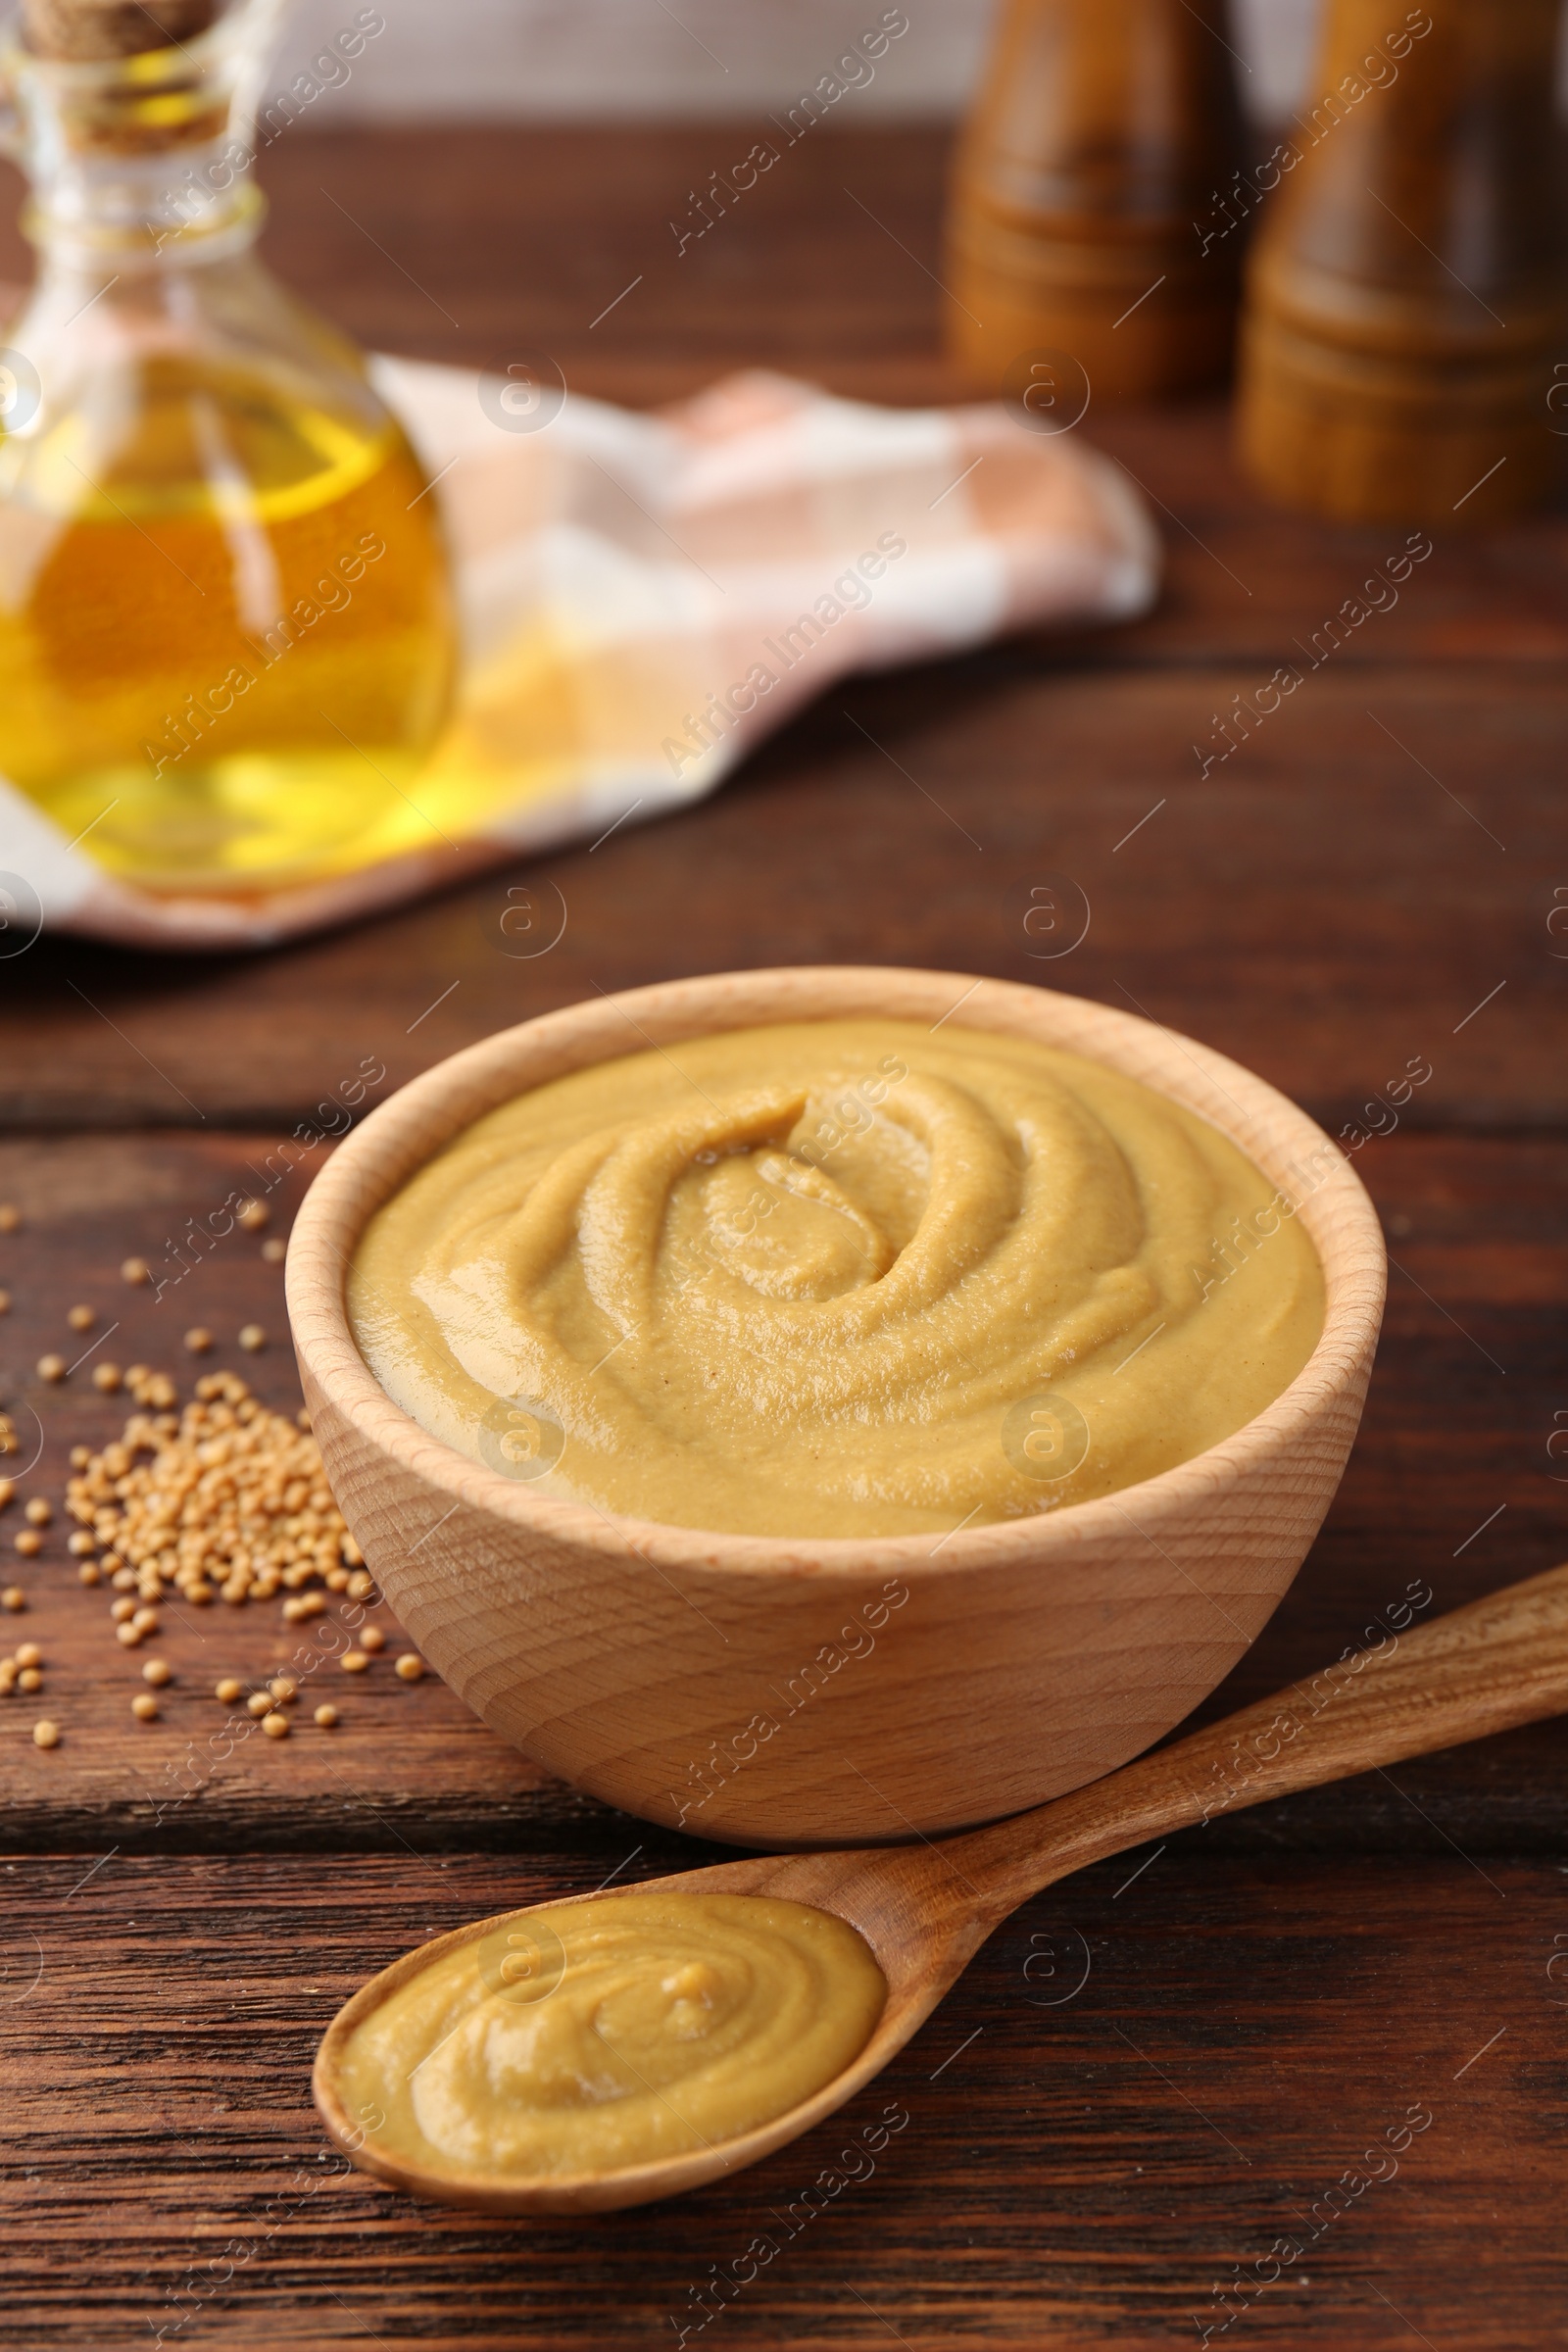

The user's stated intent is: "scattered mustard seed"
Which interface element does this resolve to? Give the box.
[69,1447,89,1471]
[130,1607,160,1634]
[237,1200,270,1232]
[238,1324,266,1352]
[183,1328,213,1354]
[131,1693,159,1722]
[110,1597,136,1623]
[78,1562,102,1587]
[14,1530,41,1557]
[122,1256,151,1285]
[15,1643,41,1668]
[116,1623,142,1647]
[314,1703,339,1728]
[92,1363,123,1394]
[0,1479,12,1508]
[68,1531,95,1556]
[68,1371,359,1633]
[67,1304,94,1333]
[18,1666,41,1692]
[262,1710,289,1739]
[394,1654,425,1683]
[0,1204,19,1233]
[341,1650,369,1674]
[216,1677,243,1703]
[269,1677,297,1703]
[142,1658,172,1688]
[246,1691,274,1718]
[359,1626,385,1653]
[0,1290,10,1314]
[24,1497,51,1527]
[2,1585,25,1607]
[31,1719,59,1748]
[261,1237,285,1263]
[36,1354,66,1383]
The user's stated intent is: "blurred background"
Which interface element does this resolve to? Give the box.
[269,0,1321,122]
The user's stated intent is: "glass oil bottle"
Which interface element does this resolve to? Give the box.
[0,0,458,890]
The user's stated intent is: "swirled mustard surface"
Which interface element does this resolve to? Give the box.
[349,1018,1324,1538]
[335,1891,886,2179]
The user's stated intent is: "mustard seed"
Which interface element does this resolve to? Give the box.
[141,1658,172,1688]
[261,1237,285,1263]
[78,1562,102,1587]
[394,1654,425,1683]
[92,1363,123,1394]
[31,1719,59,1748]
[182,1328,213,1354]
[69,1447,90,1470]
[238,1324,266,1352]
[314,1703,339,1728]
[15,1643,41,1668]
[130,1607,160,1634]
[236,1199,269,1232]
[246,1691,273,1717]
[110,1596,136,1623]
[131,1693,159,1721]
[116,1622,142,1647]
[269,1676,297,1703]
[0,1479,12,1508]
[24,1497,50,1527]
[0,1291,9,1314]
[14,1530,41,1557]
[359,1625,385,1653]
[1,1586,24,1608]
[262,1710,289,1739]
[67,1304,94,1333]
[36,1354,66,1383]
[18,1666,42,1692]
[0,1205,19,1233]
[122,1256,151,1285]
[215,1677,243,1703]
[68,1531,95,1555]
[341,1650,369,1674]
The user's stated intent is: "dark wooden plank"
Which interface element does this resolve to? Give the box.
[3,1849,1561,2348]
[6,661,1562,1129]
[1,1127,1563,1855]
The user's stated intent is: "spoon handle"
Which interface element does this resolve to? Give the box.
[952,1559,1568,1921]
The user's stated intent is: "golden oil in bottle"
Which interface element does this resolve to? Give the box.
[0,1,459,891]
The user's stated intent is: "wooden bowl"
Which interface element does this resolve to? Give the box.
[286,967,1386,1846]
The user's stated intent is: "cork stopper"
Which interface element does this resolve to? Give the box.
[22,0,216,61]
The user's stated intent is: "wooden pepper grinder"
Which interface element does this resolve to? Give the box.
[945,0,1246,403]
[1239,0,1568,525]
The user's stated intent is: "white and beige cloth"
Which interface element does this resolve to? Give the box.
[1,361,1160,949]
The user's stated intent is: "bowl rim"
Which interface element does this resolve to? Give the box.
[285,964,1387,1582]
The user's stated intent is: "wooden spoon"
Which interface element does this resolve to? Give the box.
[315,1560,1568,2214]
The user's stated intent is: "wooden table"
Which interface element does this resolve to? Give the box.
[4,124,1566,2350]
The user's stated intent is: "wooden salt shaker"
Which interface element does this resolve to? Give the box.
[945,0,1246,403]
[1238,0,1568,525]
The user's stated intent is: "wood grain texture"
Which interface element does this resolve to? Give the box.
[6,659,1564,1132]
[0,116,1563,2346]
[5,1850,1564,2346]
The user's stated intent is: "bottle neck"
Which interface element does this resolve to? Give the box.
[5,0,279,270]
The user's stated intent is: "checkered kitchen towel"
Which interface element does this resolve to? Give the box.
[3,361,1160,949]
